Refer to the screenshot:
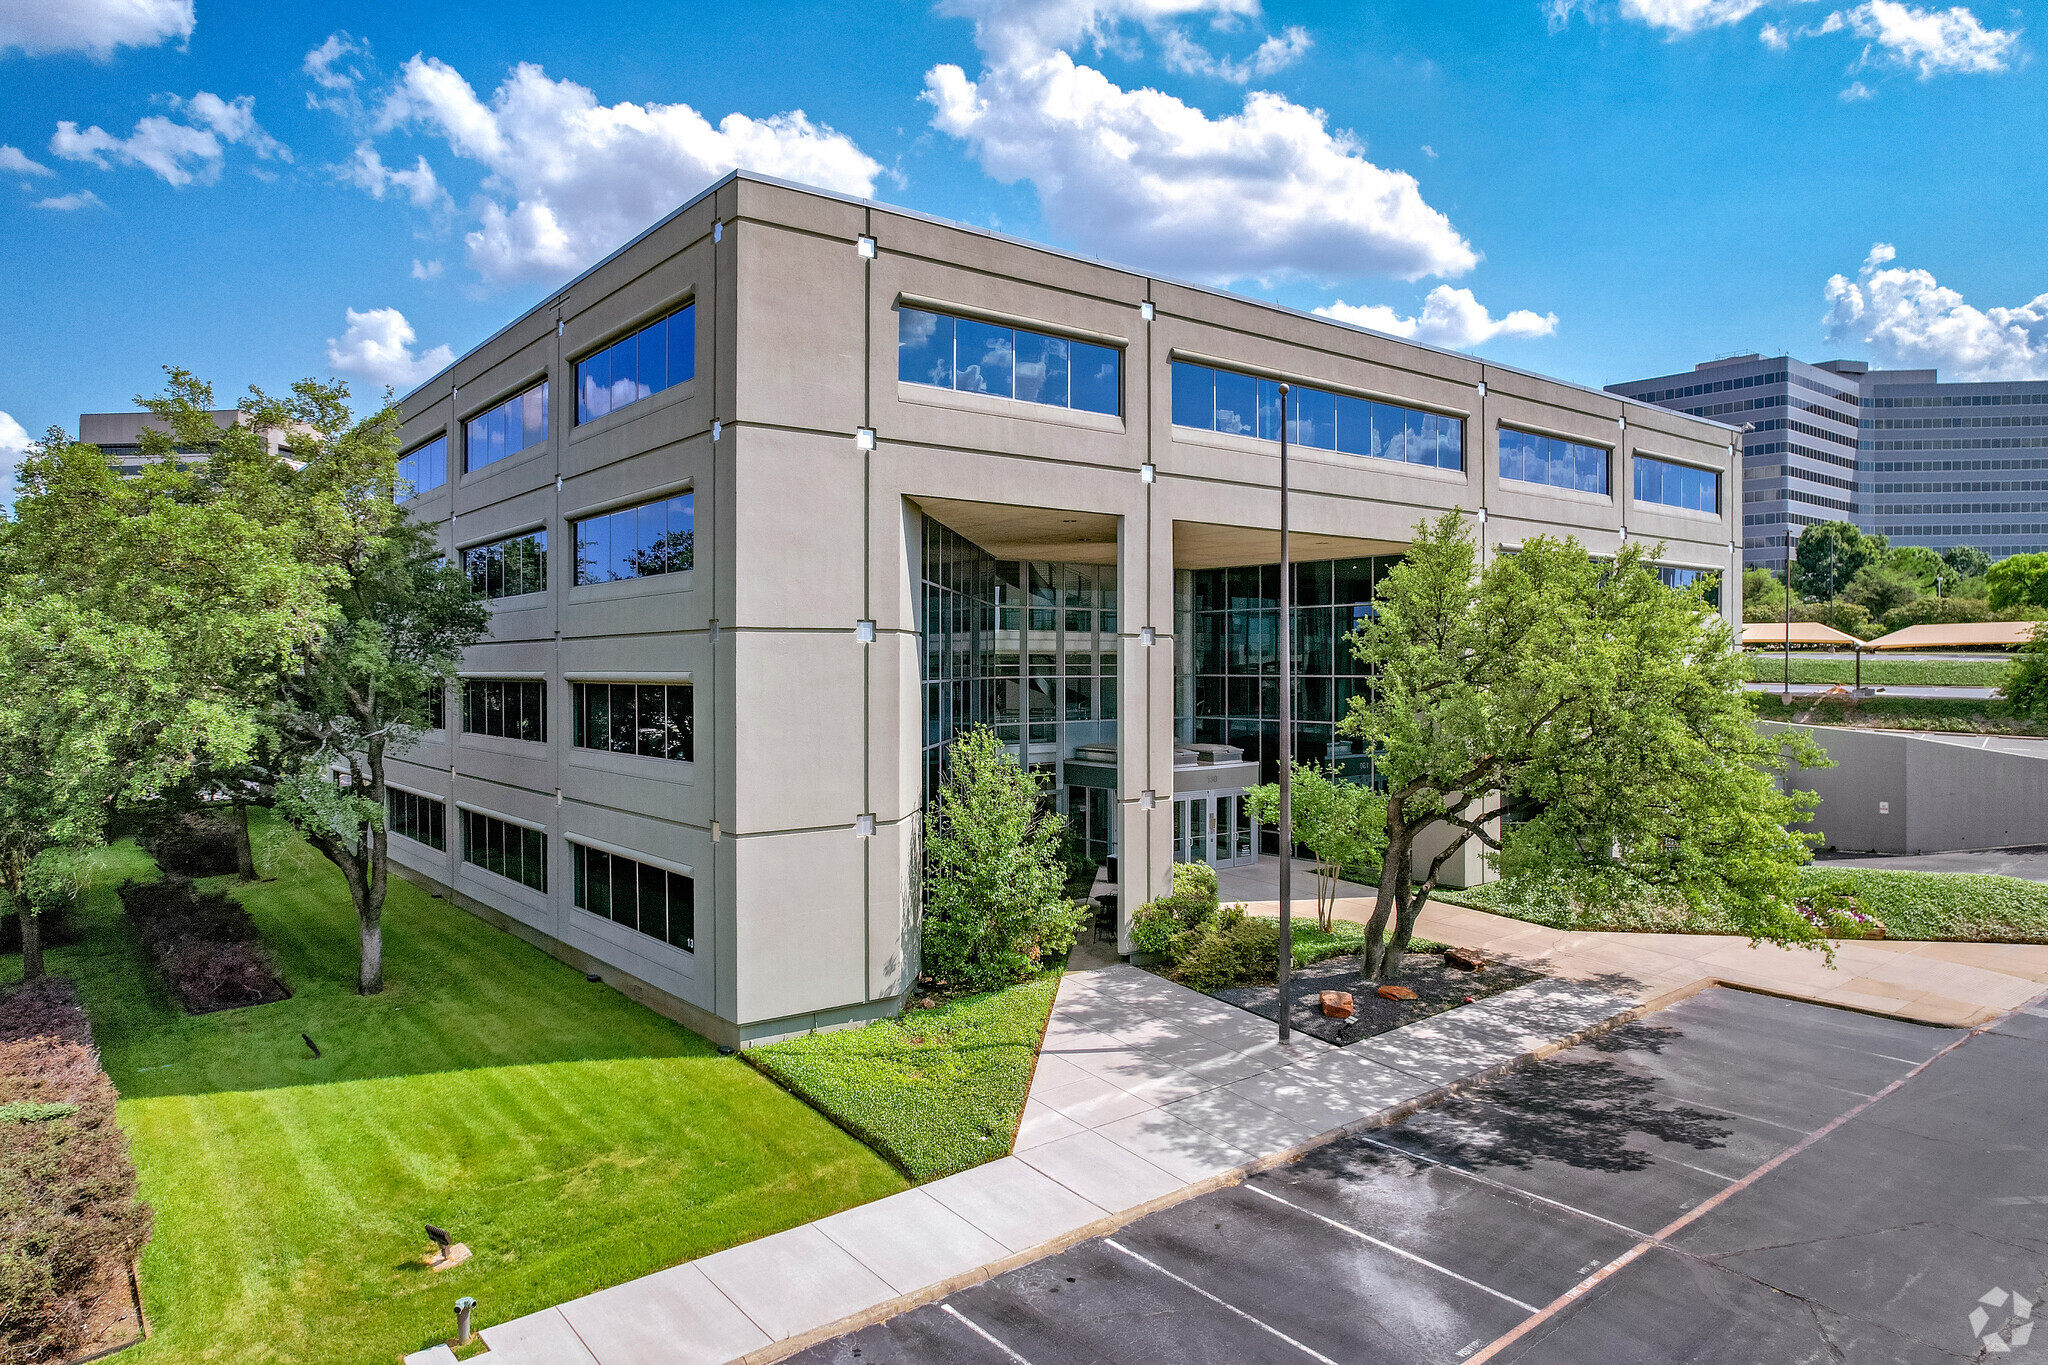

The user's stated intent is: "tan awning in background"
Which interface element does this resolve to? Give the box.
[1864,620,2045,650]
[1741,621,1865,648]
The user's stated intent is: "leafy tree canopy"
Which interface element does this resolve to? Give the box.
[1795,521,1886,599]
[1987,552,2048,613]
[1842,562,1923,620]
[1341,511,1829,978]
[1884,545,1944,589]
[1942,544,1993,580]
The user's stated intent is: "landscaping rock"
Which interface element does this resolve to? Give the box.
[1444,947,1487,971]
[1376,984,1419,1001]
[1319,990,1354,1019]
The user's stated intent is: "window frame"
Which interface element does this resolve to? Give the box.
[458,807,548,893]
[461,529,548,601]
[569,839,695,953]
[1633,452,1724,515]
[570,680,694,762]
[459,677,548,744]
[386,786,447,851]
[571,491,694,586]
[462,379,550,475]
[1497,425,1613,497]
[1169,360,1464,472]
[897,304,1124,419]
[397,434,448,497]
[574,301,698,426]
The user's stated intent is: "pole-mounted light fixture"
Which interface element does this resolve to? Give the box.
[1277,381,1294,1045]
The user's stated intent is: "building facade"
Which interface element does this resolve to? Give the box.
[78,408,295,475]
[389,172,1740,1047]
[1605,355,1863,573]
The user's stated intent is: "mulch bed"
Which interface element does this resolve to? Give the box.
[117,876,290,1015]
[1209,949,1543,1045]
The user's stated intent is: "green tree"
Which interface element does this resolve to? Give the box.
[1740,566,1786,623]
[1842,561,1923,620]
[1885,545,1944,589]
[2000,623,2048,718]
[1243,763,1387,931]
[1987,552,2048,613]
[1794,522,1887,602]
[1340,511,1827,979]
[921,726,1083,993]
[270,519,487,993]
[1942,544,1992,580]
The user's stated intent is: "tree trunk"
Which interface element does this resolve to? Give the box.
[231,796,256,880]
[17,905,42,980]
[358,900,383,994]
[1361,810,1409,980]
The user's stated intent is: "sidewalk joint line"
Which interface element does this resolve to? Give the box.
[1242,1185,1542,1313]
[1103,1238,1343,1364]
[940,1303,1034,1364]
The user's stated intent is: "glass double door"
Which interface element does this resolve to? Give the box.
[1174,792,1257,869]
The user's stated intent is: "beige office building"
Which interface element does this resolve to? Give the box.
[387,171,1740,1048]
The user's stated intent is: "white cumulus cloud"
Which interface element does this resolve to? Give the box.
[411,258,444,280]
[334,141,446,209]
[1160,24,1312,81]
[1,145,53,176]
[1824,243,2048,381]
[1820,1,2020,77]
[34,190,106,210]
[324,307,455,390]
[368,56,881,285]
[0,0,193,59]
[1316,287,1559,350]
[50,92,287,187]
[1618,0,1768,33]
[924,0,1476,286]
[0,411,30,510]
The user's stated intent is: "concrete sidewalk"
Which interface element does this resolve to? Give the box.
[420,966,1634,1365]
[1219,855,2048,1028]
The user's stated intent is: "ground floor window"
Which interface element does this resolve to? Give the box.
[462,810,547,892]
[388,788,446,850]
[572,844,694,952]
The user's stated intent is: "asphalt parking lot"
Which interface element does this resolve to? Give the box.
[790,986,2048,1364]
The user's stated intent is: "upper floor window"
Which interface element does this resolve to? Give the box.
[1500,427,1610,495]
[465,381,549,473]
[574,493,693,584]
[464,530,547,600]
[1635,454,1721,514]
[398,435,447,496]
[1656,565,1723,609]
[462,678,547,743]
[898,307,1121,416]
[1170,362,1463,471]
[576,303,696,424]
[572,682,693,762]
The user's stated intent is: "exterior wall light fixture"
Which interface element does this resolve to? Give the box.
[1139,626,1156,646]
[855,813,877,837]
[1140,301,1155,322]
[855,427,875,451]
[856,619,876,643]
[1140,790,1156,810]
[1140,462,1156,484]
[856,235,877,258]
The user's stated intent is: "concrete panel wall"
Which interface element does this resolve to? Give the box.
[391,170,1739,1046]
[1765,722,2048,853]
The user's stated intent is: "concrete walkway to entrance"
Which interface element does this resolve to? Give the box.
[1219,855,2048,1028]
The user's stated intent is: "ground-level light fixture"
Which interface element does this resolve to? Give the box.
[454,1297,477,1347]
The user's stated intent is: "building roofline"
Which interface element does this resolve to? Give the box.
[403,169,1741,436]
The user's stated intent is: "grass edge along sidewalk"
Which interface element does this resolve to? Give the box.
[1,812,906,1365]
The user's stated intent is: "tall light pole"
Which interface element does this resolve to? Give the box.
[1784,528,1793,698]
[1276,382,1294,1044]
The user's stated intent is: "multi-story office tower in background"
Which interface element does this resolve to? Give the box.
[1858,370,2048,559]
[1612,357,2048,567]
[388,171,1739,1048]
[1606,355,1863,573]
[78,408,296,475]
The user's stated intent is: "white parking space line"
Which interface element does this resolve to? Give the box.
[1103,1239,1344,1365]
[1348,1132,1655,1240]
[1243,1186,1543,1314]
[940,1303,1034,1365]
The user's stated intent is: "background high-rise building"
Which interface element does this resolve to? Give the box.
[1611,358,2048,567]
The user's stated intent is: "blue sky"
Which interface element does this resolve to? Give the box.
[3,0,2045,495]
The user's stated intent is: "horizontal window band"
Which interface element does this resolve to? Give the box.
[453,802,548,834]
[896,293,1128,350]
[567,834,694,879]
[565,671,695,683]
[564,479,695,525]
[1172,348,1471,419]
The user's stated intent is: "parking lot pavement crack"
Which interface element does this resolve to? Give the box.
[1691,1219,1947,1261]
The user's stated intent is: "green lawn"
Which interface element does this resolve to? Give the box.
[1741,656,2011,687]
[4,813,906,1365]
[1750,692,2047,736]
[748,968,1062,1183]
[1271,917,1443,965]
[1440,867,2048,942]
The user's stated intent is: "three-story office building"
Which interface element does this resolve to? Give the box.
[388,172,1740,1047]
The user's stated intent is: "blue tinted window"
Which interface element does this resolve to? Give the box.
[898,308,955,387]
[1167,360,1461,470]
[575,303,695,425]
[397,435,447,496]
[1634,454,1719,513]
[575,492,695,585]
[955,319,1015,397]
[463,531,546,600]
[1500,426,1609,495]
[1172,362,1213,429]
[897,308,1122,417]
[464,381,548,473]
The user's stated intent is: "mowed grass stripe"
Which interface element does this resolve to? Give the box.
[7,812,906,1365]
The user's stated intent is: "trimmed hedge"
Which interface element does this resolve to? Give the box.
[0,978,154,1365]
[118,876,286,1013]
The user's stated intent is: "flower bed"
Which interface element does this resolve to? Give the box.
[0,977,153,1365]
[118,876,289,1013]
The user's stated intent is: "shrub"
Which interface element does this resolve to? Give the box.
[1170,905,1281,992]
[0,980,154,1365]
[1170,861,1218,907]
[117,877,282,1013]
[1130,889,1217,956]
[1881,595,1991,632]
[922,727,1087,994]
[140,813,241,878]
[1794,878,1886,939]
